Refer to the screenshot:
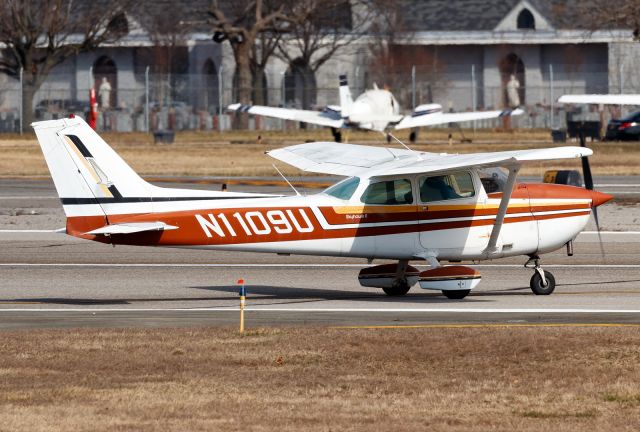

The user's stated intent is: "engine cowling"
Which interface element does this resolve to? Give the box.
[358,264,420,289]
[418,265,481,291]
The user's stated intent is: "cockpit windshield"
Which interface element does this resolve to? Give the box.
[323,177,360,201]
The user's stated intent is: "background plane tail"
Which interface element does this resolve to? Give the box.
[339,74,353,118]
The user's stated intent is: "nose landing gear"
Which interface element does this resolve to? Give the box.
[525,256,556,295]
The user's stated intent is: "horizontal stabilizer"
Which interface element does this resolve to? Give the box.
[86,222,178,236]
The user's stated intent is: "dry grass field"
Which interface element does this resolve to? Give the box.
[0,325,639,431]
[1,129,639,178]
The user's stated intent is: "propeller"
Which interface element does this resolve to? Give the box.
[578,128,605,258]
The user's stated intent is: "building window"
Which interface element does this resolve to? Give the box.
[517,9,535,30]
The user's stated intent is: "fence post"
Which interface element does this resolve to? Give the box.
[145,66,150,133]
[471,64,476,133]
[411,65,416,110]
[355,66,360,95]
[218,65,223,132]
[619,63,624,115]
[280,71,286,131]
[549,64,554,129]
[19,67,23,135]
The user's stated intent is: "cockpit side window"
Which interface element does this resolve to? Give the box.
[361,179,413,205]
[419,172,475,203]
[324,177,360,201]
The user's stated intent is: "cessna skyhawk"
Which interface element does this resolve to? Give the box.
[228,75,523,142]
[33,116,611,299]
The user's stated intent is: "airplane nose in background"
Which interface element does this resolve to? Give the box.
[590,190,614,207]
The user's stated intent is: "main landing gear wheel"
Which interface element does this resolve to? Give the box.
[442,289,471,300]
[530,270,556,295]
[383,279,411,296]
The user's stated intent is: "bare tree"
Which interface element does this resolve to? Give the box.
[366,0,445,108]
[209,0,289,127]
[0,0,131,128]
[276,0,368,109]
[138,1,193,106]
[366,0,406,88]
[573,0,640,40]
[251,31,282,106]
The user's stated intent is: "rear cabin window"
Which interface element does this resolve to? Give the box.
[419,172,475,203]
[324,177,360,200]
[361,179,413,205]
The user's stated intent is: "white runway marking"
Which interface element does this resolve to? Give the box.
[0,196,58,199]
[1,263,640,268]
[0,229,58,233]
[601,192,640,195]
[0,307,639,313]
[582,231,640,234]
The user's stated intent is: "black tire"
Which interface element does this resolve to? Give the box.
[382,280,411,296]
[530,270,556,295]
[331,128,342,142]
[442,289,470,300]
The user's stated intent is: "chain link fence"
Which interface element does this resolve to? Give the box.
[0,68,638,133]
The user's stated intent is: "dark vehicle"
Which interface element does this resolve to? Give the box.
[605,110,640,141]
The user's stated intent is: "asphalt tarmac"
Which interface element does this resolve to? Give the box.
[1,178,640,329]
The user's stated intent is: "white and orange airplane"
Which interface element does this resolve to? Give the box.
[33,116,612,299]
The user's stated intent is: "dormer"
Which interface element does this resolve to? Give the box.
[517,9,535,30]
[494,1,553,31]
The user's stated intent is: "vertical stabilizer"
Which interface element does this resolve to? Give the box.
[339,74,353,118]
[32,116,155,220]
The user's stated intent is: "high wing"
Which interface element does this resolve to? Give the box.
[394,108,524,130]
[227,103,345,128]
[267,142,591,177]
[558,94,640,105]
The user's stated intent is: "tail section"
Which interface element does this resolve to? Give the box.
[33,117,154,220]
[33,116,267,238]
[339,74,353,119]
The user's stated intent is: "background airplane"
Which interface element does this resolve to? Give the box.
[558,94,640,105]
[33,116,610,300]
[229,75,523,142]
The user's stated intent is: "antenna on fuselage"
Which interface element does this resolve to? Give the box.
[385,131,424,161]
[272,164,301,196]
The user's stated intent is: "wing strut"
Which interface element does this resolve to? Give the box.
[484,165,520,255]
